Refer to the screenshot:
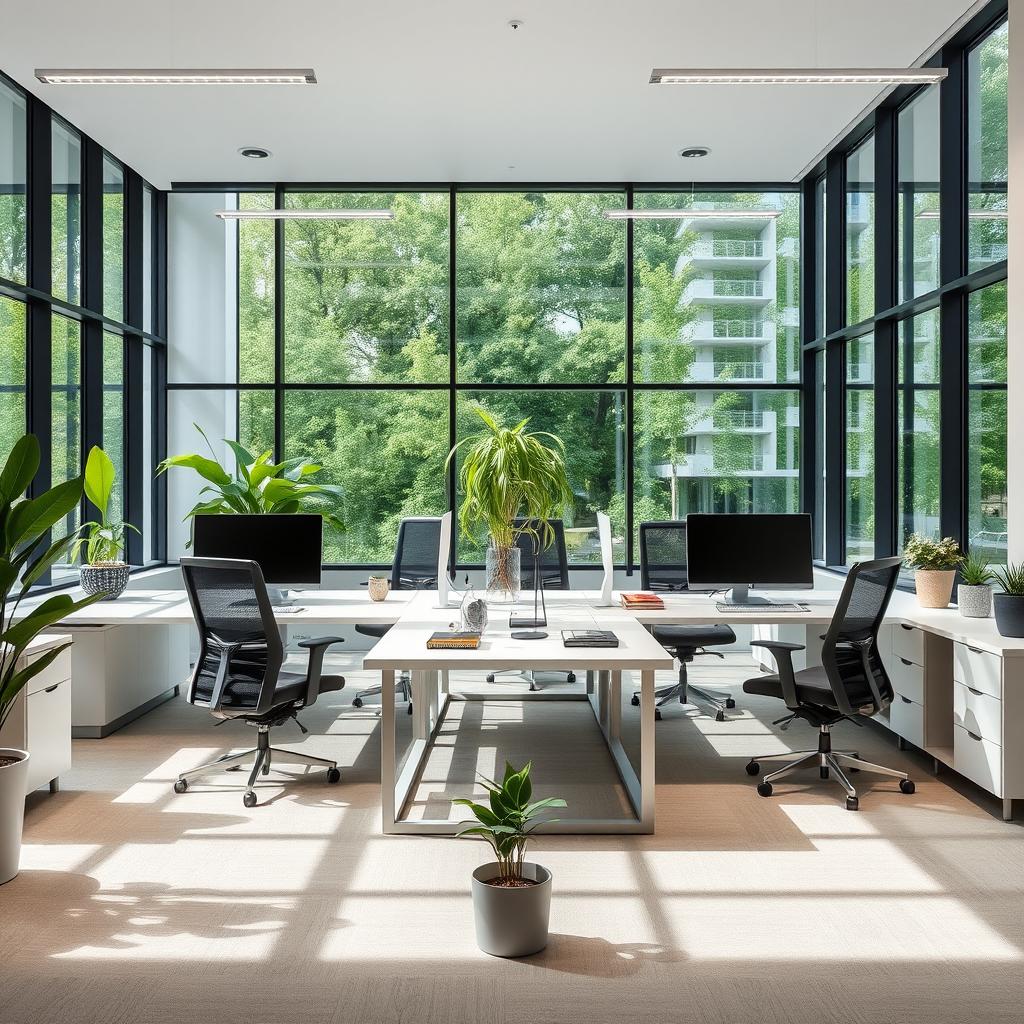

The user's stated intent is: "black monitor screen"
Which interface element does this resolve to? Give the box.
[191,514,323,585]
[685,513,813,589]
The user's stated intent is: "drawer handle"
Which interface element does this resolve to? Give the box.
[900,658,912,666]
[900,695,912,704]
[968,687,984,696]
[900,624,914,631]
[43,683,60,694]
[968,730,983,742]
[966,646,984,655]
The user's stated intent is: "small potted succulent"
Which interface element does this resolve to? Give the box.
[957,552,995,618]
[992,564,1024,638]
[903,534,963,609]
[454,762,565,957]
[73,446,137,600]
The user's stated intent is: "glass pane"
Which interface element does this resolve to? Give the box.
[897,388,941,551]
[968,282,1007,565]
[284,389,448,563]
[846,137,875,324]
[284,192,448,384]
[51,315,81,583]
[633,192,799,384]
[813,350,825,559]
[238,389,275,456]
[814,176,826,338]
[0,296,26,464]
[51,119,81,304]
[897,86,940,301]
[238,193,275,383]
[968,21,1008,271]
[103,155,125,320]
[459,390,626,564]
[897,306,940,385]
[103,332,124,524]
[0,79,27,285]
[846,334,874,385]
[457,192,624,385]
[845,387,874,565]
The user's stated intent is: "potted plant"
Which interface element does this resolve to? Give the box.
[992,564,1024,638]
[0,434,100,884]
[446,409,572,602]
[957,552,995,619]
[157,425,345,540]
[72,446,138,600]
[454,761,565,957]
[903,534,963,609]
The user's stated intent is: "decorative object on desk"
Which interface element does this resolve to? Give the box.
[460,583,488,634]
[0,434,101,884]
[426,630,481,649]
[957,552,995,619]
[620,592,665,610]
[157,424,345,544]
[73,446,137,600]
[509,533,548,639]
[561,629,619,648]
[454,761,565,957]
[446,408,572,605]
[903,534,962,609]
[992,563,1024,637]
[367,576,390,602]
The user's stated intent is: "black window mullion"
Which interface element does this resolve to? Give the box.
[824,153,846,563]
[447,185,457,575]
[27,96,52,296]
[624,185,634,574]
[799,176,817,524]
[273,185,285,462]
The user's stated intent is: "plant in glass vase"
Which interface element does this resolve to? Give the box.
[446,409,572,603]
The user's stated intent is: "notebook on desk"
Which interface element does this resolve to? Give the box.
[562,629,619,648]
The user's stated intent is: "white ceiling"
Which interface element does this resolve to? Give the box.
[1,0,984,188]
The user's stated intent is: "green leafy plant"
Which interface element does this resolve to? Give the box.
[992,563,1024,596]
[445,408,572,590]
[453,762,565,886]
[157,425,345,541]
[0,435,101,732]
[959,551,995,587]
[903,534,963,571]
[70,446,138,565]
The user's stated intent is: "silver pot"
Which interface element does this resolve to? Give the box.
[471,861,551,957]
[80,562,130,600]
[958,583,992,619]
[0,748,29,885]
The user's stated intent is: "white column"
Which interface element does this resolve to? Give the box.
[1009,2,1023,563]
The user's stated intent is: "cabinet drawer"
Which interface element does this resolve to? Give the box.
[893,624,925,666]
[24,678,72,794]
[953,643,1002,700]
[954,723,1003,798]
[890,693,924,749]
[953,682,1002,746]
[26,647,72,696]
[888,656,925,705]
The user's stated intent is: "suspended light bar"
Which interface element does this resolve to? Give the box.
[916,209,1007,219]
[650,67,947,85]
[214,209,394,220]
[35,68,317,85]
[603,209,781,220]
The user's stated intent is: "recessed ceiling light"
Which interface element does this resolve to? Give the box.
[650,67,947,85]
[679,146,710,159]
[238,147,272,159]
[603,209,781,220]
[35,68,317,85]
[214,209,394,220]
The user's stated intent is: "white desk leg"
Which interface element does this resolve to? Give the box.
[380,669,397,831]
[639,669,655,832]
[608,669,622,743]
[412,669,430,740]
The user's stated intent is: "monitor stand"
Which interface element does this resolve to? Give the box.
[267,586,298,609]
[719,584,774,607]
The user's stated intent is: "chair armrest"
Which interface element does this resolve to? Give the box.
[750,640,803,709]
[300,637,344,706]
[750,640,805,653]
[299,636,345,650]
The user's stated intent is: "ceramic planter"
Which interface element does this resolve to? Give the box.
[914,569,956,609]
[0,748,29,885]
[994,593,1024,638]
[80,562,130,600]
[958,584,992,618]
[471,861,551,957]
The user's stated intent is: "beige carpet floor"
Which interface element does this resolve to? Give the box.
[4,653,1024,1024]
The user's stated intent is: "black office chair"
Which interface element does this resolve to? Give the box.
[630,521,737,721]
[486,519,575,691]
[353,517,443,712]
[742,556,916,811]
[174,557,346,808]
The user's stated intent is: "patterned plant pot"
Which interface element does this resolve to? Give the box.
[80,562,130,600]
[914,569,956,609]
[958,584,992,619]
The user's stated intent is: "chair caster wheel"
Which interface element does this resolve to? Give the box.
[745,761,760,776]
[243,792,257,808]
[630,694,640,707]
[173,779,188,794]
[327,767,341,784]
[725,698,736,709]
[820,767,829,779]
[655,710,662,721]
[567,672,576,683]
[226,764,242,772]
[352,697,363,708]
[900,778,915,794]
[407,702,413,715]
[486,674,496,683]
[846,797,859,811]
[715,710,725,722]
[757,782,773,797]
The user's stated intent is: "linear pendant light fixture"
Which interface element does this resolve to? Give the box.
[650,67,947,85]
[603,209,781,220]
[35,68,317,85]
[214,209,394,220]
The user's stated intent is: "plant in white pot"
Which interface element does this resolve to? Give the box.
[992,563,1024,638]
[903,534,963,609]
[957,552,995,618]
[0,434,100,884]
[454,761,565,957]
[73,446,138,600]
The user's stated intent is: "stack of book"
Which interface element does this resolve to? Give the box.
[620,592,665,610]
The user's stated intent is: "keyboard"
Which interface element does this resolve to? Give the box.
[715,601,808,613]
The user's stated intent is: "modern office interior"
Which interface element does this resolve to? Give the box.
[0,0,1022,1021]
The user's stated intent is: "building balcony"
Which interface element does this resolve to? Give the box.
[969,243,1008,265]
[690,360,772,383]
[682,409,772,435]
[847,362,873,383]
[682,278,770,306]
[677,239,772,271]
[690,318,769,344]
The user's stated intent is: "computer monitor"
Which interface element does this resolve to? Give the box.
[685,513,813,606]
[191,514,323,603]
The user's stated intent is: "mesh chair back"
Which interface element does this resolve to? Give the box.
[392,517,442,590]
[639,521,689,591]
[513,519,570,590]
[822,556,903,714]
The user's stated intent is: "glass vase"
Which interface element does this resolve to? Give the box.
[485,542,521,604]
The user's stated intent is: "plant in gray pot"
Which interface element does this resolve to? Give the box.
[992,564,1024,638]
[0,434,100,884]
[74,446,137,600]
[957,552,994,618]
[454,761,565,957]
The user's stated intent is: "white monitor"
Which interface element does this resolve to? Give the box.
[435,510,454,608]
[596,511,614,607]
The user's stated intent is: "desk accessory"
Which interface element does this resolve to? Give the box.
[460,584,489,633]
[367,576,390,601]
[426,631,481,650]
[510,538,548,639]
[621,592,664,610]
[561,629,619,648]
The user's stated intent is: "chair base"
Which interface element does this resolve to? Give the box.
[174,725,339,807]
[352,672,413,712]
[485,668,577,691]
[634,661,736,721]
